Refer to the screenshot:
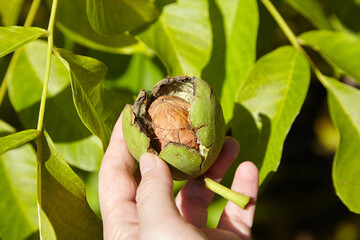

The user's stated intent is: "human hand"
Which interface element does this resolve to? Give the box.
[99,113,259,240]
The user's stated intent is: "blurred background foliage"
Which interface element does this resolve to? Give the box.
[1,0,360,239]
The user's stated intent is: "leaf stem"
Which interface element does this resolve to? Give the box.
[36,0,59,217]
[36,0,59,131]
[0,0,43,107]
[203,176,250,209]
[260,0,328,86]
[24,0,43,27]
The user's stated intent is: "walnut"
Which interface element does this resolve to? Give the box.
[146,95,199,151]
[122,76,226,180]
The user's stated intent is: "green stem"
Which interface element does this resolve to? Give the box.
[0,0,43,107]
[36,0,58,131]
[260,0,328,86]
[36,132,43,205]
[203,177,250,209]
[24,0,42,27]
[36,0,58,213]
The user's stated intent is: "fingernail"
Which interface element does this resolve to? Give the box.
[140,153,157,175]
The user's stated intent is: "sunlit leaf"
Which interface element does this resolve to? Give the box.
[0,26,47,58]
[323,76,360,213]
[207,197,227,228]
[203,0,259,123]
[86,0,159,35]
[7,40,103,171]
[137,0,212,77]
[299,30,360,84]
[38,131,102,238]
[56,48,134,149]
[285,0,332,30]
[0,0,25,26]
[0,120,38,240]
[0,129,39,155]
[232,46,310,184]
[51,0,146,54]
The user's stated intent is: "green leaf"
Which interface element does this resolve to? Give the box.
[38,206,56,239]
[0,0,25,26]
[203,0,259,123]
[137,0,212,77]
[0,26,47,58]
[0,129,39,155]
[104,53,164,94]
[0,120,38,240]
[84,172,101,218]
[323,76,360,213]
[86,0,159,35]
[7,40,103,171]
[232,46,310,184]
[38,131,103,239]
[285,0,332,30]
[51,0,145,54]
[56,48,134,149]
[299,30,360,84]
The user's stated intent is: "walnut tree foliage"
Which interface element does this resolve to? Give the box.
[0,0,359,238]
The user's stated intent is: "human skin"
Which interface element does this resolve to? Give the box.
[99,112,259,240]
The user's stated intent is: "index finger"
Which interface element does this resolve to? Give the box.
[98,112,139,238]
[217,161,259,240]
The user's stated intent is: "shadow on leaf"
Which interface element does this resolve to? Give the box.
[223,103,271,186]
[18,86,92,142]
[38,132,103,239]
[202,0,226,99]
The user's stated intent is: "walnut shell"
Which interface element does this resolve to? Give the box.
[146,95,199,151]
[122,76,226,180]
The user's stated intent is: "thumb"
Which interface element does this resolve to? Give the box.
[136,153,182,228]
[136,153,208,240]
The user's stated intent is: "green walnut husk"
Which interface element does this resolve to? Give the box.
[122,75,226,180]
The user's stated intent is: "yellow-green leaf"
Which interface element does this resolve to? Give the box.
[300,30,360,84]
[137,0,212,77]
[38,131,102,239]
[232,46,310,184]
[0,129,39,155]
[50,0,145,54]
[56,48,133,149]
[323,76,360,213]
[0,26,46,58]
[7,40,103,171]
[0,120,38,240]
[0,0,25,26]
[86,0,159,35]
[203,0,259,123]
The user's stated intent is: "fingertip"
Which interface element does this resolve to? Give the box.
[139,153,157,175]
[110,110,125,141]
[136,154,181,231]
[139,153,170,176]
[236,161,259,183]
[224,136,240,156]
[217,161,259,239]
